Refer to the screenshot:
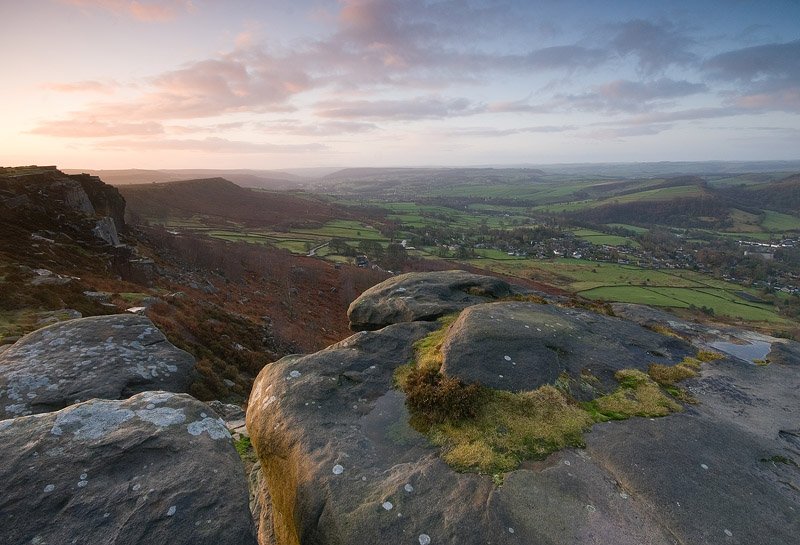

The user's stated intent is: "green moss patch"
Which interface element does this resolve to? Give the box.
[396,316,712,476]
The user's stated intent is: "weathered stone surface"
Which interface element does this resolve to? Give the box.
[0,314,195,418]
[585,355,800,545]
[347,270,516,330]
[0,391,256,545]
[247,322,682,545]
[441,301,692,396]
[248,273,800,545]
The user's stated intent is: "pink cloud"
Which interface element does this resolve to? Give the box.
[59,0,192,22]
[29,119,163,137]
[41,80,118,94]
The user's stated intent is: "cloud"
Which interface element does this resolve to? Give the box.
[609,19,697,73]
[96,136,325,153]
[562,78,708,113]
[583,123,674,139]
[41,80,118,94]
[256,120,380,136]
[29,119,163,137]
[448,125,577,137]
[59,0,193,22]
[703,39,800,113]
[315,95,483,120]
[704,39,800,84]
[523,45,608,71]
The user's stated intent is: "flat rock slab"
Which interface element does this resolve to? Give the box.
[441,301,692,395]
[0,314,195,418]
[246,323,678,545]
[347,270,516,330]
[0,391,256,545]
[585,356,800,545]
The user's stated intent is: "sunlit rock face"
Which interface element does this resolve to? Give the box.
[248,271,800,545]
[0,391,256,545]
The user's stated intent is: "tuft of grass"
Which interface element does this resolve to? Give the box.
[696,350,724,362]
[754,359,770,366]
[404,366,484,427]
[644,323,684,339]
[429,386,592,474]
[409,314,459,375]
[584,369,681,421]
[648,362,698,386]
[502,293,549,305]
[234,435,255,462]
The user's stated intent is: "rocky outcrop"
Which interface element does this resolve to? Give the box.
[347,270,518,330]
[0,391,256,545]
[248,271,800,545]
[0,314,195,418]
[441,301,691,396]
[0,166,125,246]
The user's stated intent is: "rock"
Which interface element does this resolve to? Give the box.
[207,400,245,422]
[0,314,195,418]
[347,270,516,330]
[0,391,256,545]
[246,321,677,545]
[441,301,692,396]
[93,216,121,246]
[84,291,113,303]
[247,272,800,545]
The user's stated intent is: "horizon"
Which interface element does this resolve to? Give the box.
[2,1,799,169]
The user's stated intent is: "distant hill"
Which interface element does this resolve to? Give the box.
[720,173,800,214]
[120,177,345,228]
[64,168,308,190]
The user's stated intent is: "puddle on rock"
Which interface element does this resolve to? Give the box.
[709,340,772,363]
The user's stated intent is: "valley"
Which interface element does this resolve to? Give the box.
[116,164,800,337]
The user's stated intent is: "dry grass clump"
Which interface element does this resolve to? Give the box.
[583,369,681,421]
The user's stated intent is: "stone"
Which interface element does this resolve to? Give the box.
[247,272,800,545]
[441,301,692,396]
[0,314,195,418]
[0,391,256,545]
[347,270,516,330]
[246,321,681,545]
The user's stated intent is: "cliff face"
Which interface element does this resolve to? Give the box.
[247,270,800,545]
[0,166,125,244]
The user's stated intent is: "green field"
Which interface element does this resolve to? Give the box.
[462,257,787,324]
[571,228,638,247]
[761,210,800,231]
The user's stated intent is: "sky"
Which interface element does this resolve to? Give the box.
[1,0,799,170]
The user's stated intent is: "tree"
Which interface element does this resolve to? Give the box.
[384,243,407,270]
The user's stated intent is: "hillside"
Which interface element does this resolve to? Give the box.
[64,168,308,189]
[120,177,347,228]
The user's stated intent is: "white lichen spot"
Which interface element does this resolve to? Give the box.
[103,513,110,518]
[133,484,141,491]
[585,504,596,513]
[724,529,733,537]
[80,473,87,480]
[187,417,230,440]
[43,484,55,493]
[382,501,393,511]
[620,492,629,499]
[419,534,431,545]
[563,460,571,466]
[77,480,88,488]
[289,370,301,379]
[362,476,367,481]
[167,505,176,517]
[332,464,344,475]
[137,407,186,427]
[508,528,515,534]
[51,402,135,440]
[404,483,414,493]
[701,464,709,470]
